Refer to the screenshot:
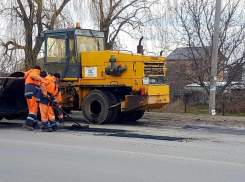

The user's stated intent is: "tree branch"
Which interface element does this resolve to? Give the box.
[49,0,70,29]
[2,40,25,55]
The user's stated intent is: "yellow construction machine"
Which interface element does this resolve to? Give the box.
[0,23,169,124]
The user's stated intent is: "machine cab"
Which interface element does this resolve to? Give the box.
[43,26,105,80]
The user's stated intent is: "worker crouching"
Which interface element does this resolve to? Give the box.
[37,71,59,132]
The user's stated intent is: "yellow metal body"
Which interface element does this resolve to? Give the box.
[121,85,170,111]
[61,50,169,112]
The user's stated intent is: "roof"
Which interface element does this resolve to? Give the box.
[166,47,211,61]
[42,28,104,38]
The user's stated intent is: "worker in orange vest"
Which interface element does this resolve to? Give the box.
[22,65,42,131]
[37,72,59,132]
[53,73,64,124]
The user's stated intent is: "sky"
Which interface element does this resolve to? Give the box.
[69,0,168,56]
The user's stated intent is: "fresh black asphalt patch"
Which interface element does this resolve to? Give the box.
[2,120,245,141]
[78,128,190,142]
[183,124,245,135]
[0,122,189,141]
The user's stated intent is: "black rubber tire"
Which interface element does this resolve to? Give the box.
[122,111,145,122]
[104,91,119,124]
[112,111,123,123]
[124,112,136,122]
[115,112,130,123]
[82,90,117,124]
[134,111,145,121]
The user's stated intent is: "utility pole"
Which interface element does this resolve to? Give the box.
[209,0,221,115]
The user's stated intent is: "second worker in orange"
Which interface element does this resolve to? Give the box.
[37,71,59,132]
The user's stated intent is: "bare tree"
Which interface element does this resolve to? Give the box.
[88,0,160,50]
[166,0,245,98]
[0,0,74,71]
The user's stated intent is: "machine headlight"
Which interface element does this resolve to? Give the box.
[150,78,157,83]
[143,77,149,84]
[143,77,160,84]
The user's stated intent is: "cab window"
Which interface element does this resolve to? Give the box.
[76,36,104,62]
[47,36,66,63]
[68,32,76,63]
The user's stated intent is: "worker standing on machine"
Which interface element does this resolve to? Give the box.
[22,65,42,131]
[53,73,64,124]
[37,71,59,132]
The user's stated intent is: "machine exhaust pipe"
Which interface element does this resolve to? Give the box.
[137,36,143,54]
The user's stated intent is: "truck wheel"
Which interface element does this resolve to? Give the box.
[124,111,145,122]
[134,111,145,121]
[82,90,117,124]
[104,91,119,124]
[124,112,136,122]
[118,112,129,122]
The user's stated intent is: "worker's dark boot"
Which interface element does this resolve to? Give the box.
[59,118,64,124]
[58,118,65,129]
[23,118,34,131]
[50,120,59,131]
[52,124,59,131]
[22,124,34,131]
[42,128,52,132]
[33,121,39,129]
[42,122,52,132]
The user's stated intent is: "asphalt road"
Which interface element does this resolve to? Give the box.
[1,116,245,182]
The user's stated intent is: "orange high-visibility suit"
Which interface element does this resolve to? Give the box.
[24,68,42,128]
[37,74,59,131]
[52,73,64,123]
[55,82,64,122]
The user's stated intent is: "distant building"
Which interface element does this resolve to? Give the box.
[165,47,226,93]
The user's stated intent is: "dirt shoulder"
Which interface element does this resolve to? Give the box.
[70,111,245,128]
[143,112,245,128]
